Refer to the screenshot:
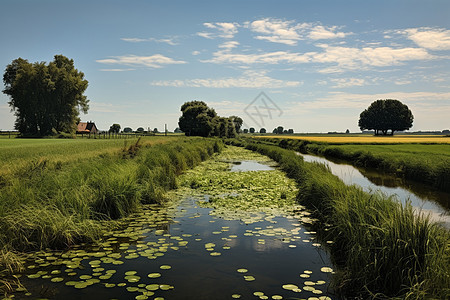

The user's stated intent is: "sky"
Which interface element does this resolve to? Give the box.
[0,0,449,133]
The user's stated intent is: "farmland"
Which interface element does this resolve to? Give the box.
[0,136,449,299]
[258,134,450,144]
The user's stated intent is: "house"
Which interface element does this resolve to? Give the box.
[76,121,98,134]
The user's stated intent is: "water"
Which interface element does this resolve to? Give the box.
[229,160,275,172]
[14,158,336,300]
[298,153,450,228]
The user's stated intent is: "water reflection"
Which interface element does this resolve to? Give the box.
[298,153,450,227]
[229,160,275,172]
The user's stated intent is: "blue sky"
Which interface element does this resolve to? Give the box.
[1,0,449,132]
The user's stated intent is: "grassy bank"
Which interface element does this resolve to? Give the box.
[0,137,222,291]
[227,138,449,299]
[256,137,450,192]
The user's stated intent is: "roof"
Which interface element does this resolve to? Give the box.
[77,122,98,133]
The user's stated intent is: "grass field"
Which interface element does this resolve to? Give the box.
[258,134,450,144]
[0,136,222,291]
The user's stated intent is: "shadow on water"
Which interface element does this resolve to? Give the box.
[298,153,450,228]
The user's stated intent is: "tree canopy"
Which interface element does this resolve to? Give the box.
[3,55,89,136]
[359,99,413,135]
[109,123,121,133]
[178,101,240,138]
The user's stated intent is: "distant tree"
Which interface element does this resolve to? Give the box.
[3,55,89,136]
[174,127,183,133]
[153,128,159,133]
[288,129,294,134]
[359,99,413,135]
[443,129,450,134]
[179,101,217,137]
[249,127,255,133]
[136,127,144,133]
[277,126,284,134]
[123,127,133,133]
[229,115,243,134]
[243,129,249,133]
[260,128,266,133]
[345,129,350,134]
[109,123,121,133]
[272,128,277,134]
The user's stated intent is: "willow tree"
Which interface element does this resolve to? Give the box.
[3,55,89,136]
[359,99,413,135]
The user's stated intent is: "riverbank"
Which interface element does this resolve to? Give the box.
[228,138,450,299]
[256,137,450,193]
[6,145,335,300]
[0,137,222,292]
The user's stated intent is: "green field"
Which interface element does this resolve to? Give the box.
[0,136,222,291]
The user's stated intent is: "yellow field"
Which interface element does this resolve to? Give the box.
[255,135,450,144]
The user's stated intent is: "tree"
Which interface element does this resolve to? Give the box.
[249,127,255,133]
[277,126,284,134]
[123,127,133,133]
[136,127,144,133]
[243,129,249,133]
[109,123,121,133]
[345,129,350,134]
[359,99,413,135]
[260,128,266,133]
[178,101,217,137]
[153,128,159,133]
[3,55,89,136]
[272,128,277,134]
[288,129,294,134]
[229,115,243,134]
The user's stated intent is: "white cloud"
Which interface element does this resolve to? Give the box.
[249,18,350,45]
[250,18,304,45]
[308,25,349,40]
[402,27,450,50]
[204,45,432,72]
[96,54,186,68]
[150,70,302,88]
[121,37,178,45]
[99,68,135,72]
[218,41,240,49]
[330,78,366,88]
[192,51,201,55]
[197,22,239,39]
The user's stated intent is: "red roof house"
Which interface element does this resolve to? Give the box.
[76,122,98,134]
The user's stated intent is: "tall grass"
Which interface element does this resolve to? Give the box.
[0,137,223,289]
[228,138,450,299]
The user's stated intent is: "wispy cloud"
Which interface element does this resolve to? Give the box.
[99,68,135,72]
[121,37,178,45]
[203,45,432,72]
[248,18,350,45]
[96,54,186,68]
[197,22,239,39]
[330,78,366,88]
[218,41,240,49]
[150,70,302,88]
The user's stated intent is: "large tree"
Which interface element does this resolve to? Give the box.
[359,99,413,135]
[3,55,89,136]
[179,101,240,138]
[178,101,217,137]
